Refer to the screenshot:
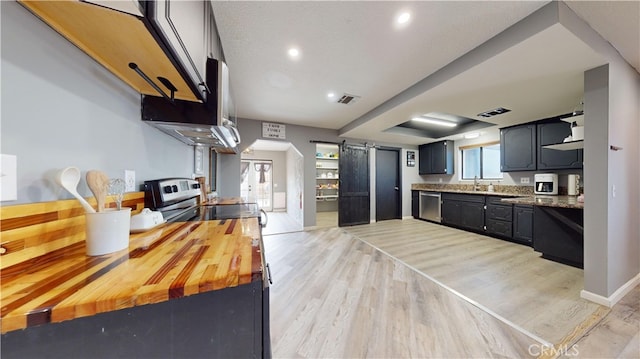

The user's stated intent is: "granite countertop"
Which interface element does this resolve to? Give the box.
[411,183,532,197]
[0,216,264,334]
[411,183,583,209]
[500,195,584,209]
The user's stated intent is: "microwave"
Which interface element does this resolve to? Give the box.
[534,173,558,195]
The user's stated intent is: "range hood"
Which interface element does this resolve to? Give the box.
[142,58,240,153]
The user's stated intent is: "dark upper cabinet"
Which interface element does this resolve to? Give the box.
[18,1,207,102]
[500,124,536,172]
[147,0,210,101]
[419,140,454,175]
[537,121,583,169]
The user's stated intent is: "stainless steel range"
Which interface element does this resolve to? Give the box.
[143,178,263,223]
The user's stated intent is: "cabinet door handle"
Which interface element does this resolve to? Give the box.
[266,263,273,285]
[129,62,175,102]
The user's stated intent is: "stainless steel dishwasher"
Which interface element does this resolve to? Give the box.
[419,191,441,223]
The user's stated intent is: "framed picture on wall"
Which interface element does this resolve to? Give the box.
[194,146,204,174]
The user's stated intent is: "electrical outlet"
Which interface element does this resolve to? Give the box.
[520,177,530,184]
[438,178,443,183]
[124,170,135,192]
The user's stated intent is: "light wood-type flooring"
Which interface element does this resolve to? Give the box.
[565,285,639,358]
[344,219,608,347]
[260,211,337,236]
[315,211,338,229]
[262,212,303,236]
[263,218,639,358]
[264,228,542,358]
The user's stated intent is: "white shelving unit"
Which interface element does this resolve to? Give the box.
[316,156,339,201]
[315,144,340,214]
[543,140,584,151]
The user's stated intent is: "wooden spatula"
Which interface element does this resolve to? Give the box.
[86,170,110,212]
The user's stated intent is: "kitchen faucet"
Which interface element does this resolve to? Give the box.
[473,176,480,191]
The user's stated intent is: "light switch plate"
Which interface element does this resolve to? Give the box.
[1,154,18,201]
[124,170,135,192]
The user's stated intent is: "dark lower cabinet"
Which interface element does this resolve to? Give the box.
[533,206,583,268]
[411,190,419,218]
[441,199,462,226]
[460,202,485,231]
[513,205,534,244]
[485,196,513,239]
[1,281,271,359]
[441,193,485,232]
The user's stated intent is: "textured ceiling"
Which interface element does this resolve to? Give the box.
[211,1,639,146]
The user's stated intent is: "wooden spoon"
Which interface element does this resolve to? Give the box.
[86,170,109,212]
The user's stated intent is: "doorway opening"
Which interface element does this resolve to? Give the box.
[315,143,339,228]
[241,160,273,211]
[241,139,304,235]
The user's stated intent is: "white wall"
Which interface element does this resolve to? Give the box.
[606,59,640,294]
[559,1,640,301]
[1,1,195,205]
[228,118,420,227]
[228,119,341,227]
[286,146,304,226]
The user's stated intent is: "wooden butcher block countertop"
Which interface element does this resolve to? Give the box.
[0,195,264,334]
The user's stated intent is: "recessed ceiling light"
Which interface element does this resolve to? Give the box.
[288,47,300,58]
[412,117,457,128]
[327,92,335,98]
[397,12,411,24]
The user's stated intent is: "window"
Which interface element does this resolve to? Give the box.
[460,142,503,180]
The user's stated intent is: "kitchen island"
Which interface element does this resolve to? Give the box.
[0,194,270,358]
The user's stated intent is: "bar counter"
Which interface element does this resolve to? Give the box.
[500,195,584,209]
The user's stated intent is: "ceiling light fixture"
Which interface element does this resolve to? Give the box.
[288,47,300,58]
[411,117,457,127]
[397,12,411,24]
[464,132,480,139]
[327,92,335,98]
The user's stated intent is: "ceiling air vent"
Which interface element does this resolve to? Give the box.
[477,107,511,118]
[336,93,360,105]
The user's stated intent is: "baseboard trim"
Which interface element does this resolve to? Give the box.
[580,272,640,307]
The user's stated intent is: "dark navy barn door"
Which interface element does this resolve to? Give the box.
[338,144,370,227]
